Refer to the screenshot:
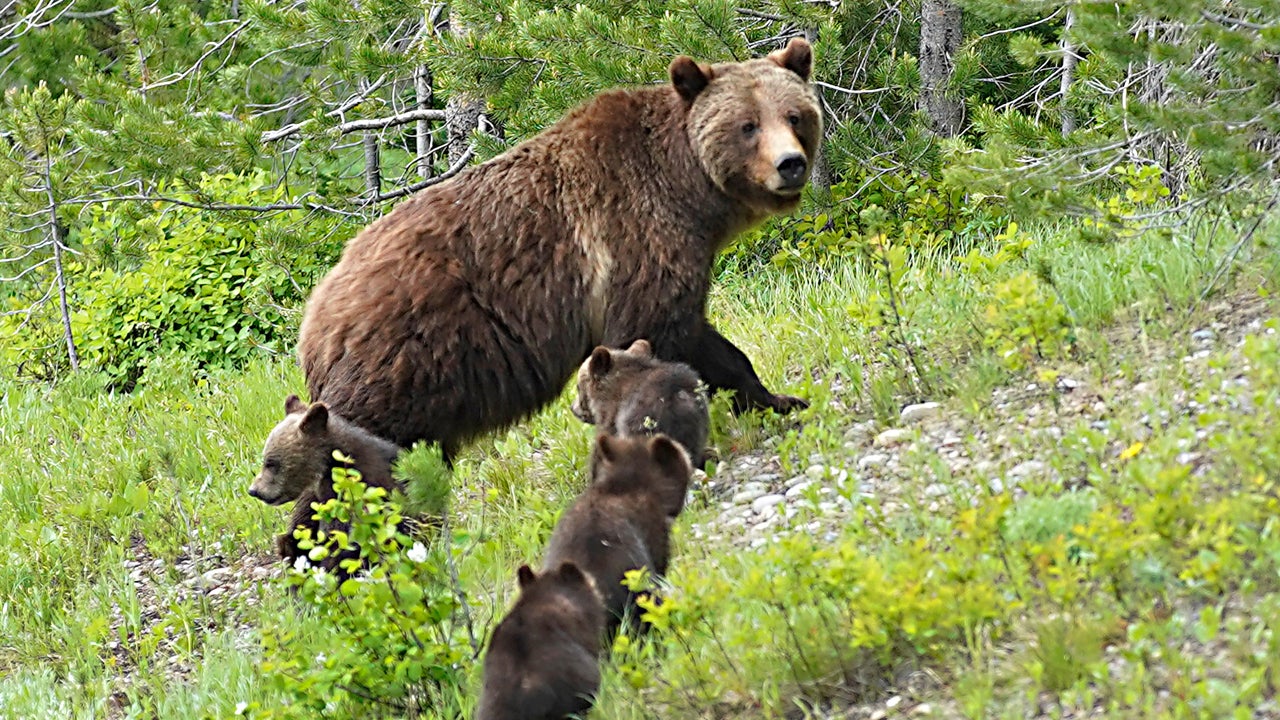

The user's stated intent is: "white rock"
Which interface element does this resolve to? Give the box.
[859,453,891,470]
[785,481,815,499]
[912,703,933,716]
[900,401,941,424]
[784,475,810,490]
[751,494,786,514]
[805,464,827,480]
[875,428,912,447]
[924,483,947,497]
[887,695,903,709]
[1008,460,1046,479]
[200,567,232,586]
[731,488,766,504]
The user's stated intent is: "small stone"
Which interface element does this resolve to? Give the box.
[886,695,903,709]
[912,703,933,716]
[924,483,947,498]
[785,481,815,499]
[874,428,912,448]
[731,488,766,504]
[870,711,887,720]
[900,401,941,424]
[859,453,891,470]
[1058,377,1081,390]
[1192,328,1215,343]
[988,477,1005,494]
[784,475,810,490]
[751,494,786,514]
[1008,460,1045,479]
[804,464,826,480]
[939,435,963,447]
[199,567,232,587]
[251,566,272,581]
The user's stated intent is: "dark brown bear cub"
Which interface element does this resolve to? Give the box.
[297,39,821,464]
[475,562,605,720]
[572,338,710,468]
[249,395,401,566]
[543,434,693,635]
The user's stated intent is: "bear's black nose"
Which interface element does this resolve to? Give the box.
[775,153,807,187]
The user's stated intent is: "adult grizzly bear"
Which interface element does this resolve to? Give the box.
[298,38,821,461]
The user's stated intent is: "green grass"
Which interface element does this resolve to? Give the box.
[1,210,1279,718]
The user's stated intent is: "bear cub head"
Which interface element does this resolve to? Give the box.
[250,395,401,506]
[475,562,605,720]
[572,338,710,468]
[670,36,822,218]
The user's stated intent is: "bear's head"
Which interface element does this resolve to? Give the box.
[670,37,822,218]
[589,432,693,519]
[571,338,655,423]
[513,561,604,630]
[248,394,332,506]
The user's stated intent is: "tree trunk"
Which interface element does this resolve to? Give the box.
[444,6,485,164]
[360,79,381,198]
[1060,7,1077,135]
[919,0,964,138]
[415,65,434,179]
[804,26,833,208]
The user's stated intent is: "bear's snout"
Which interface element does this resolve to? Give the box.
[775,153,808,189]
[248,478,283,505]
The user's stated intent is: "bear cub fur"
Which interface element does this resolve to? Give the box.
[542,433,693,634]
[572,338,710,469]
[475,562,605,720]
[249,395,402,565]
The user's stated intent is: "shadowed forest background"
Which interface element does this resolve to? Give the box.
[2,1,1280,718]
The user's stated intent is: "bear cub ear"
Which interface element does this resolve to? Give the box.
[625,338,653,357]
[516,564,538,589]
[298,402,330,435]
[769,37,812,81]
[669,56,712,101]
[587,346,613,376]
[556,561,588,586]
[284,394,307,416]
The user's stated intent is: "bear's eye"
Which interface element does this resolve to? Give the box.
[787,113,801,127]
[263,458,280,472]
[741,121,758,136]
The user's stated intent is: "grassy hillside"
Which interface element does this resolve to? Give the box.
[1,214,1278,719]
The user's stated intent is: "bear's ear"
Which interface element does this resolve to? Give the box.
[557,561,588,585]
[648,435,692,478]
[647,435,693,516]
[594,433,618,464]
[516,564,537,589]
[299,402,330,435]
[625,339,653,357]
[768,37,812,81]
[284,394,307,416]
[587,346,613,376]
[670,56,712,101]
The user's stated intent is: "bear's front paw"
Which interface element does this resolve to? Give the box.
[769,393,809,413]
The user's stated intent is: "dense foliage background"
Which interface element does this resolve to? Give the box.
[2,0,1278,385]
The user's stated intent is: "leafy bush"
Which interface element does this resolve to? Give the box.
[981,270,1075,371]
[0,172,351,388]
[247,459,468,720]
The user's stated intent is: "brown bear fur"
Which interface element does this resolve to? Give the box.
[249,394,402,566]
[297,38,821,463]
[542,433,692,635]
[475,562,605,720]
[571,338,710,469]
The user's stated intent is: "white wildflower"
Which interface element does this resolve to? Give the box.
[407,542,428,563]
[293,555,311,572]
[234,701,248,715]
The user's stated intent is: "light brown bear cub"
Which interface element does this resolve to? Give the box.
[475,562,605,720]
[572,338,710,469]
[249,395,401,566]
[543,433,693,635]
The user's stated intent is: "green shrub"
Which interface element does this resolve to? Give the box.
[248,460,469,720]
[1,172,351,388]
